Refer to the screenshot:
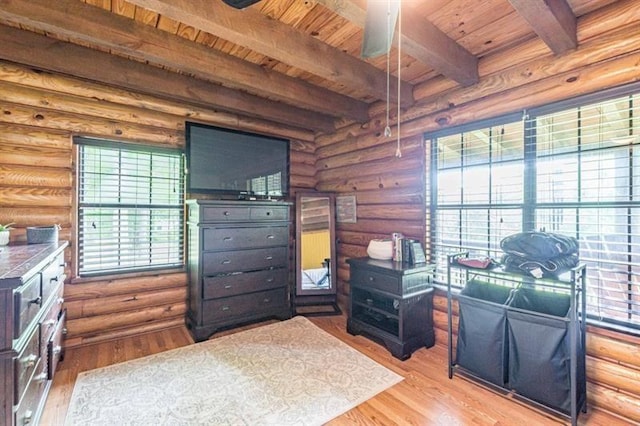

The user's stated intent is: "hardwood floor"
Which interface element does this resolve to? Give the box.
[42,314,628,425]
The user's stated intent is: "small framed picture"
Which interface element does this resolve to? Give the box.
[336,195,357,223]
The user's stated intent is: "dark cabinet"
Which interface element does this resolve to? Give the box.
[0,241,68,426]
[186,200,291,341]
[346,257,435,360]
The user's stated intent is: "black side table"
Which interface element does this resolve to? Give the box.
[346,257,436,360]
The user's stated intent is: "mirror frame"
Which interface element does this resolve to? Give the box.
[294,191,340,314]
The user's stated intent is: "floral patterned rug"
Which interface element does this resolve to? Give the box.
[64,316,403,425]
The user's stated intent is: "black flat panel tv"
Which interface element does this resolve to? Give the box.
[186,122,290,197]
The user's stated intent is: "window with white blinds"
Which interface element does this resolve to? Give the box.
[427,84,640,333]
[76,138,184,276]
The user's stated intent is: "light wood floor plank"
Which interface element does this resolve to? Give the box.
[41,314,628,425]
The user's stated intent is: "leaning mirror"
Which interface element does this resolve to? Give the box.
[294,192,340,315]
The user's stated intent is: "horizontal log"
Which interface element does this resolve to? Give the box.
[355,204,424,222]
[350,187,424,205]
[316,134,423,166]
[290,149,316,167]
[65,272,187,300]
[65,286,187,319]
[292,162,316,178]
[0,142,71,168]
[337,218,424,237]
[316,151,423,183]
[316,169,423,193]
[586,332,640,369]
[0,164,71,188]
[335,230,391,246]
[0,100,183,147]
[65,301,187,337]
[0,79,185,131]
[0,123,71,150]
[289,139,316,155]
[586,355,640,396]
[338,243,367,261]
[587,382,640,424]
[0,207,70,227]
[290,174,316,189]
[64,318,186,349]
[0,187,70,207]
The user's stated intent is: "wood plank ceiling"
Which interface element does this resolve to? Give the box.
[0,0,618,132]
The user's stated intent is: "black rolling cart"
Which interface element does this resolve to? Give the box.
[446,253,587,426]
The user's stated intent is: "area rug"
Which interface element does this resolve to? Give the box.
[64,316,403,425]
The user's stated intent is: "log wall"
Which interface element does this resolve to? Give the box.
[0,59,315,348]
[316,1,640,422]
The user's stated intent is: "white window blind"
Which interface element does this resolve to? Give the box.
[77,139,184,276]
[428,85,640,333]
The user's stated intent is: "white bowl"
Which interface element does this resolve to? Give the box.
[367,239,393,260]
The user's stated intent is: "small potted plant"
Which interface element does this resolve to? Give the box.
[0,223,14,246]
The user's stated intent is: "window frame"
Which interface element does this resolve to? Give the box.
[426,81,640,335]
[75,137,185,278]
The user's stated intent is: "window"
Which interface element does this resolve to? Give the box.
[76,138,184,276]
[427,84,640,333]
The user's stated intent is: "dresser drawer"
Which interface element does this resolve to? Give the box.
[14,364,48,426]
[39,283,64,364]
[203,268,288,299]
[202,226,288,251]
[203,247,287,274]
[202,287,287,323]
[201,206,251,221]
[14,325,41,404]
[41,253,64,305]
[47,310,66,380]
[351,268,401,294]
[14,274,42,339]
[250,206,288,221]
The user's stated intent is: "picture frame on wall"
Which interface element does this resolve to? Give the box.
[336,195,357,223]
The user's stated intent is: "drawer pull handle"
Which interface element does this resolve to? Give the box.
[44,319,56,327]
[263,298,271,303]
[34,372,48,382]
[368,276,375,282]
[58,297,65,304]
[265,256,273,260]
[53,346,62,355]
[221,306,230,311]
[22,354,37,368]
[23,410,33,424]
[266,278,274,283]
[365,298,373,305]
[266,235,275,239]
[223,237,233,242]
[223,211,230,216]
[221,260,231,265]
[50,276,59,282]
[266,211,271,216]
[224,285,232,289]
[29,296,42,306]
[62,327,68,336]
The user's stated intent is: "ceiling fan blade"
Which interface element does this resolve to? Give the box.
[361,0,400,58]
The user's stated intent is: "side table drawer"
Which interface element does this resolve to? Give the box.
[201,206,251,221]
[351,269,401,294]
[14,325,41,404]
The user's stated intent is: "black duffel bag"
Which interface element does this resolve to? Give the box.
[500,231,578,261]
[501,252,579,279]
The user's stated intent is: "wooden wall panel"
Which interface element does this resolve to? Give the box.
[0,59,314,349]
[316,3,640,422]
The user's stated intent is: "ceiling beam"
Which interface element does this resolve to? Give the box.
[0,26,336,133]
[0,0,370,122]
[508,0,577,54]
[316,0,479,87]
[126,0,415,109]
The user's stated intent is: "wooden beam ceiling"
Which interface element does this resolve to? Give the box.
[125,0,415,109]
[0,26,336,133]
[508,0,577,54]
[0,0,370,123]
[315,0,479,87]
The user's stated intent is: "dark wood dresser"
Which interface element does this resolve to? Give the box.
[346,257,435,360]
[0,241,67,426]
[186,200,291,341]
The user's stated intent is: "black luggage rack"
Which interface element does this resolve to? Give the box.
[446,252,587,426]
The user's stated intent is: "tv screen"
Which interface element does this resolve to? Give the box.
[185,122,290,197]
